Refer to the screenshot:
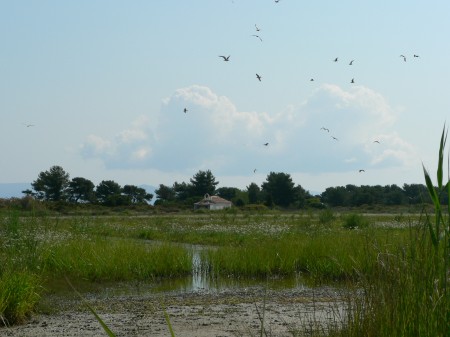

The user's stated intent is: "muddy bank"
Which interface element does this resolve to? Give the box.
[1,286,348,337]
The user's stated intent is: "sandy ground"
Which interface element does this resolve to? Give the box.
[1,286,347,337]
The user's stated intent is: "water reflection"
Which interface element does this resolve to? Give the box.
[151,245,310,294]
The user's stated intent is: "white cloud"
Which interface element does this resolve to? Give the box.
[80,84,418,177]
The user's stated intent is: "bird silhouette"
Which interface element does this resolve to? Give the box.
[252,34,262,42]
[22,123,35,127]
[359,169,365,173]
[310,78,314,81]
[219,55,230,61]
[349,60,354,65]
[351,78,355,83]
[400,55,406,62]
[255,24,260,32]
[320,127,329,132]
[414,54,419,58]
[256,73,262,81]
[253,169,257,173]
[263,142,269,146]
[183,108,188,113]
[373,140,380,144]
[331,136,338,141]
[334,57,338,62]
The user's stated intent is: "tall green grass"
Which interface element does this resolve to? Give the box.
[203,229,407,282]
[0,271,41,325]
[327,126,449,337]
[42,238,192,281]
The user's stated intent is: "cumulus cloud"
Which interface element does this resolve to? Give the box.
[80,84,417,175]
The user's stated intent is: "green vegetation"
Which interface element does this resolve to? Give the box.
[0,126,448,336]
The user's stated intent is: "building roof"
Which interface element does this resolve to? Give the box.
[194,194,232,206]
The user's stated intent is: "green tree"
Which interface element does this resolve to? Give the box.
[293,184,309,208]
[247,182,262,204]
[96,180,126,206]
[189,170,219,198]
[31,165,70,201]
[321,186,347,207]
[173,181,191,201]
[154,184,176,203]
[261,172,296,207]
[68,177,95,203]
[122,185,153,204]
[216,187,239,201]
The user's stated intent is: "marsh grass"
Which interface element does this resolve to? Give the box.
[0,195,441,335]
[202,229,407,282]
[42,238,192,281]
[326,126,450,337]
[0,271,41,325]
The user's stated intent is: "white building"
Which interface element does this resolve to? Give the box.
[194,193,232,210]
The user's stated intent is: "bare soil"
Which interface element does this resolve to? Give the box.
[1,286,347,337]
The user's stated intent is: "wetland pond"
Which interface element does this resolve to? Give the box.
[3,244,351,337]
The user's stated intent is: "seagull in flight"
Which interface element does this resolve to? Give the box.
[359,169,365,173]
[253,169,257,173]
[349,60,354,65]
[373,140,380,144]
[22,123,35,127]
[256,73,262,81]
[331,136,338,141]
[310,78,314,81]
[252,34,262,42]
[255,24,260,32]
[414,54,419,58]
[263,142,269,146]
[351,78,355,83]
[183,108,188,113]
[320,127,329,132]
[334,57,338,62]
[219,55,230,61]
[400,55,406,62]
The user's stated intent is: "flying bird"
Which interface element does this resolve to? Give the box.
[219,55,230,61]
[263,142,269,146]
[256,73,262,81]
[22,123,35,127]
[183,108,188,113]
[252,34,263,42]
[320,127,329,132]
[331,136,338,141]
[351,78,355,83]
[274,0,281,3]
[253,169,257,173]
[359,169,365,173]
[349,60,354,65]
[400,55,406,62]
[334,57,338,62]
[373,140,380,144]
[255,24,260,31]
[414,54,419,58]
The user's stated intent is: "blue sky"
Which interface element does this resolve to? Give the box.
[1,1,450,194]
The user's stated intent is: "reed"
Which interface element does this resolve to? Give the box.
[42,238,192,282]
[326,126,449,337]
[0,271,41,325]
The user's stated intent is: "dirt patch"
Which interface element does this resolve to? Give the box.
[1,286,348,337]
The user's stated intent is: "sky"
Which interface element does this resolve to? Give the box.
[1,1,450,195]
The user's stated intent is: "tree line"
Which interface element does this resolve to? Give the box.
[20,165,441,209]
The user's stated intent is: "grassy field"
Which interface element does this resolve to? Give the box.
[0,206,447,335]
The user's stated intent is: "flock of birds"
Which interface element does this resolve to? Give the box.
[182,3,421,176]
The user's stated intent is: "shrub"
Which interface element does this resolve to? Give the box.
[342,213,369,229]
